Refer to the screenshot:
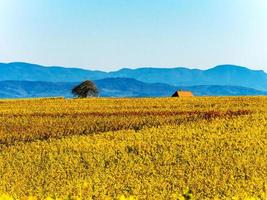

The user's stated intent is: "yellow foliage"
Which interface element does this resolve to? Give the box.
[0,97,266,200]
[0,194,14,200]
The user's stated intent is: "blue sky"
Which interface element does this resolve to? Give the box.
[0,0,267,71]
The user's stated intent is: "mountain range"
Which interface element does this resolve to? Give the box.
[0,62,267,98]
[0,79,266,98]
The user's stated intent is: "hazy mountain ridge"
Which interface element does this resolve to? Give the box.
[109,65,267,90]
[0,62,106,82]
[1,62,267,91]
[0,78,266,98]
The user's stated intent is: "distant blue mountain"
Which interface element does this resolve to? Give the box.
[0,62,106,82]
[109,65,267,90]
[0,78,266,98]
[0,62,267,91]
[0,81,74,98]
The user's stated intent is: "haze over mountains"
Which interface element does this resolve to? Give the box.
[0,62,266,98]
[0,79,266,98]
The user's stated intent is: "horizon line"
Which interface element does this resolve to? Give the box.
[0,61,266,73]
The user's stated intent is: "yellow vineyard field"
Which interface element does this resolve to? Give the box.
[0,97,266,199]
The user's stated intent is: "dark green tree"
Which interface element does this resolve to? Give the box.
[72,80,99,98]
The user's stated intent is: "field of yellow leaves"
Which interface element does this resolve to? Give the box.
[0,97,266,199]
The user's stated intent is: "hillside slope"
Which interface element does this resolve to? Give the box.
[0,78,266,98]
[1,62,267,90]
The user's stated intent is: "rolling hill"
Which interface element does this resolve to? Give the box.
[1,62,267,91]
[0,78,266,98]
[0,62,106,82]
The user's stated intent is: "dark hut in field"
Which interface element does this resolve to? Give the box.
[172,90,194,97]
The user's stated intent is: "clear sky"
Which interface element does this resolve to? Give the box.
[0,0,267,71]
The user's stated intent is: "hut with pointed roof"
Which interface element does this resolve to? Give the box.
[172,90,194,97]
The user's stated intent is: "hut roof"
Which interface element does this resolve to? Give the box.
[172,91,194,97]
